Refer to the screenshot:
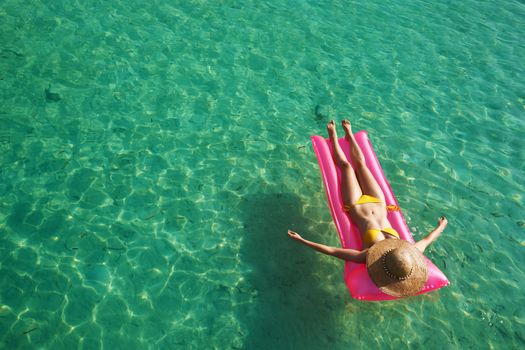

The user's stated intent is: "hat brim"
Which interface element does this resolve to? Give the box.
[366,239,429,297]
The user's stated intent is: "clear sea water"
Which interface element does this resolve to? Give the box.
[1,0,524,349]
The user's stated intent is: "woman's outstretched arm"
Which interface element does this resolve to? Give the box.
[288,230,367,263]
[415,216,448,253]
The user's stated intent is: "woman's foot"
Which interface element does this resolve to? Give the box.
[328,120,351,167]
[327,120,337,140]
[342,120,353,138]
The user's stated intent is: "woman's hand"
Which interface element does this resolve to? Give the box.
[438,216,448,228]
[415,216,448,253]
[287,230,366,262]
[287,230,304,242]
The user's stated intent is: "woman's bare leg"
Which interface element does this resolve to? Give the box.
[327,120,362,205]
[342,120,385,202]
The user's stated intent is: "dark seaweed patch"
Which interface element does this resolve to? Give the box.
[314,104,327,121]
[45,86,61,102]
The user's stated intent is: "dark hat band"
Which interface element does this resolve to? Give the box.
[381,248,414,281]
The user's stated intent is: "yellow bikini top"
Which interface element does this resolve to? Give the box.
[363,227,400,245]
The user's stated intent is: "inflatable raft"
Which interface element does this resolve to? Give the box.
[311,131,449,301]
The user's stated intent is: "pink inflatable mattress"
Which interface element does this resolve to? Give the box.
[311,131,449,301]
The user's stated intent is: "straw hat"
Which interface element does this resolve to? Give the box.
[366,239,428,297]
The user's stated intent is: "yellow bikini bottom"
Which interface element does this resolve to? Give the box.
[343,194,400,212]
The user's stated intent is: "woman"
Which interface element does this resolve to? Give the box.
[288,120,448,297]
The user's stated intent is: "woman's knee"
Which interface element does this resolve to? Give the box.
[354,159,367,170]
[339,159,352,170]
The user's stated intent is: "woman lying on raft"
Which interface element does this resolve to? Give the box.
[288,120,448,297]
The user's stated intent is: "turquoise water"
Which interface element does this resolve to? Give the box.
[1,0,524,348]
